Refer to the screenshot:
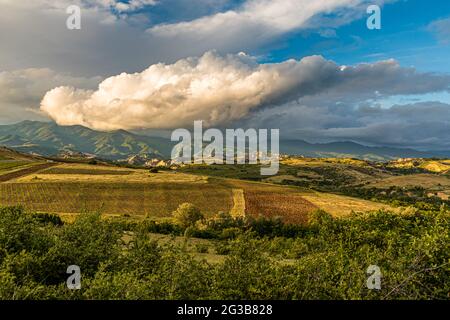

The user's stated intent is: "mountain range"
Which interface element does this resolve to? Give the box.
[0,121,446,161]
[0,121,172,160]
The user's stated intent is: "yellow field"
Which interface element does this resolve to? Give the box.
[368,173,450,189]
[299,191,392,217]
[388,159,450,173]
[15,163,207,184]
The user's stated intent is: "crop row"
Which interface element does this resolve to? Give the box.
[0,182,232,217]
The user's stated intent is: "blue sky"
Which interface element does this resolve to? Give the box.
[252,0,450,73]
[1,0,450,150]
[119,0,450,73]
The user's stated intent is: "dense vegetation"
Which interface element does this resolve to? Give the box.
[339,185,450,210]
[0,205,448,300]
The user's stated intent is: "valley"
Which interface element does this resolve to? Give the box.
[0,146,396,223]
[0,144,449,300]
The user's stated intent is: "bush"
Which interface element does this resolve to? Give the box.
[32,212,63,226]
[143,220,183,235]
[219,227,241,240]
[172,203,204,229]
[195,244,209,254]
[307,209,334,229]
[0,206,448,300]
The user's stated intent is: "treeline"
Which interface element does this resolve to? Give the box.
[339,185,450,210]
[0,206,449,300]
[143,209,308,240]
[282,177,450,210]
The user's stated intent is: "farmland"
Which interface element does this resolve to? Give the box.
[0,154,448,301]
[0,163,233,217]
[0,161,391,223]
[0,181,233,217]
[0,161,31,172]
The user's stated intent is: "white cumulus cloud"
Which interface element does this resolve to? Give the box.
[40,51,450,131]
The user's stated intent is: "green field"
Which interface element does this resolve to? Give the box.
[0,160,32,172]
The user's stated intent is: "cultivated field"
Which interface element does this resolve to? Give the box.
[0,181,232,217]
[224,179,390,223]
[0,160,395,224]
[0,163,233,217]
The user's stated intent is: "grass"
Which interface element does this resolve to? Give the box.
[39,167,134,175]
[368,173,450,189]
[15,163,207,184]
[0,161,32,172]
[179,159,392,189]
[147,233,226,264]
[300,191,393,217]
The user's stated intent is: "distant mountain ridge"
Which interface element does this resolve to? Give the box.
[0,121,446,161]
[280,140,438,161]
[0,121,172,160]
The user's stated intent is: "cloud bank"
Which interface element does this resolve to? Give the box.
[40,51,450,131]
[0,0,389,77]
[148,0,389,54]
[0,68,100,124]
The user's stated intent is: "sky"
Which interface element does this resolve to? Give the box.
[1,0,450,150]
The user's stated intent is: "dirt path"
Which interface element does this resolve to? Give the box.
[0,163,57,182]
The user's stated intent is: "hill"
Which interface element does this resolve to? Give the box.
[280,140,437,160]
[0,121,173,160]
[0,146,45,161]
[0,121,445,161]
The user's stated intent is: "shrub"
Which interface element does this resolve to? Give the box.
[32,212,63,226]
[0,205,448,300]
[172,203,204,229]
[143,220,183,235]
[219,227,241,240]
[307,209,334,229]
[195,244,209,254]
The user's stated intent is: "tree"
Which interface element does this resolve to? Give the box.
[172,203,204,229]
